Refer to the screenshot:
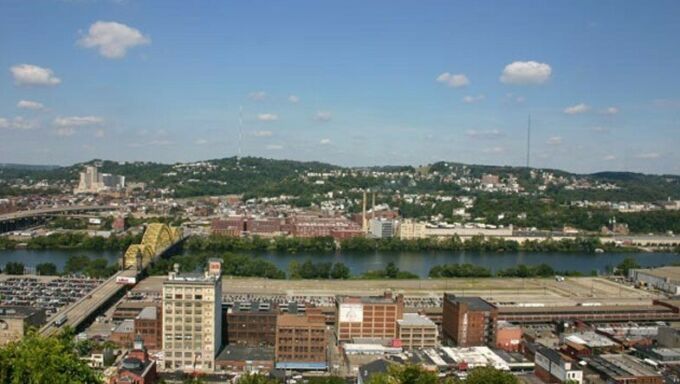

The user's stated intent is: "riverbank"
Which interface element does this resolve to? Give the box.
[1,248,678,278]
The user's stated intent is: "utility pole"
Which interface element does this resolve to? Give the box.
[526,114,532,168]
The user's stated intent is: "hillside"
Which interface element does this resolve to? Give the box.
[1,157,679,202]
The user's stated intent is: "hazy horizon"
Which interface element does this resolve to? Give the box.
[1,1,679,174]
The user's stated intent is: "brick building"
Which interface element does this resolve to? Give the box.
[495,321,522,352]
[215,345,275,373]
[336,291,404,343]
[109,337,158,384]
[275,308,328,370]
[134,306,162,351]
[396,313,438,349]
[226,302,278,347]
[442,295,497,347]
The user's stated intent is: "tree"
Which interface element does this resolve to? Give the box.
[368,364,439,384]
[385,262,399,279]
[234,373,279,384]
[288,260,301,279]
[0,331,101,383]
[330,262,351,279]
[36,262,58,276]
[4,262,25,275]
[617,257,640,276]
[64,255,90,275]
[464,366,519,384]
[307,377,346,384]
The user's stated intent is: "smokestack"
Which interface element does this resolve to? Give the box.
[362,190,367,232]
[372,192,376,220]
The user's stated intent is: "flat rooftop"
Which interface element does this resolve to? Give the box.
[397,313,436,327]
[632,266,680,282]
[444,294,496,311]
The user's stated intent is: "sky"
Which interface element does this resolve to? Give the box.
[1,0,680,174]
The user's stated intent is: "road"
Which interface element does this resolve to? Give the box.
[39,269,137,337]
[0,205,117,222]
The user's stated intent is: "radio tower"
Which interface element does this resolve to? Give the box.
[526,114,532,169]
[237,106,243,167]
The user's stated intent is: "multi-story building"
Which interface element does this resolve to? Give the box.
[442,295,497,347]
[74,165,125,194]
[396,313,438,349]
[369,218,395,239]
[275,308,328,371]
[0,307,46,345]
[134,306,162,351]
[534,345,583,384]
[398,220,426,240]
[336,291,404,343]
[226,301,277,347]
[162,259,222,372]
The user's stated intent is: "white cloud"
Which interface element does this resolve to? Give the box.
[0,116,39,130]
[257,113,279,122]
[195,138,208,145]
[466,129,502,139]
[603,155,616,161]
[564,103,590,115]
[288,95,300,103]
[592,126,610,133]
[636,152,660,159]
[148,139,172,146]
[602,106,619,115]
[436,72,469,88]
[54,116,104,127]
[56,127,76,137]
[10,64,61,86]
[94,129,105,138]
[482,146,504,154]
[78,21,150,59]
[266,144,283,150]
[320,138,331,145]
[547,136,563,145]
[248,91,267,101]
[504,93,525,104]
[17,100,45,110]
[462,95,485,104]
[500,61,552,85]
[253,130,273,137]
[314,111,332,122]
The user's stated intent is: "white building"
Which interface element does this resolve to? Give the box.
[75,165,125,194]
[369,218,395,239]
[629,266,680,295]
[162,259,222,372]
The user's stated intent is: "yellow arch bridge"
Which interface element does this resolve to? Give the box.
[123,223,183,270]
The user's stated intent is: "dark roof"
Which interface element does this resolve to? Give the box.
[0,306,42,318]
[444,294,496,311]
[535,345,568,365]
[359,359,394,380]
[216,345,275,362]
[119,357,153,377]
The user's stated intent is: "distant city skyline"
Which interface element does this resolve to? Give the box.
[1,1,679,174]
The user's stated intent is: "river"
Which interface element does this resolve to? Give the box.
[1,249,678,277]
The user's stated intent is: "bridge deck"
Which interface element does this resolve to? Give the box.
[39,269,137,337]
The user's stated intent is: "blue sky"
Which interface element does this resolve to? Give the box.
[1,0,679,174]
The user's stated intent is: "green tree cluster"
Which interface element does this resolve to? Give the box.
[64,255,118,278]
[0,331,101,384]
[288,260,351,279]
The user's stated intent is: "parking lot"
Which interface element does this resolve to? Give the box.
[0,275,104,318]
